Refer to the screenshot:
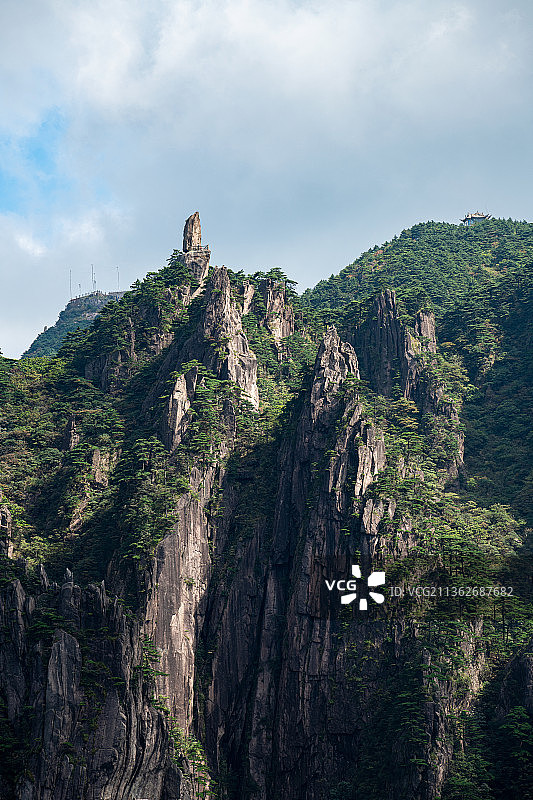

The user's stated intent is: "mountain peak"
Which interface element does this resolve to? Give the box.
[183,211,202,251]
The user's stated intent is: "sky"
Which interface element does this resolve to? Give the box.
[1,0,532,358]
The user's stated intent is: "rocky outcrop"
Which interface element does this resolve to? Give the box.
[241,281,255,314]
[200,269,259,408]
[62,416,80,451]
[145,265,259,451]
[183,213,202,252]
[241,278,295,364]
[353,290,463,474]
[0,502,12,559]
[164,366,199,452]
[353,289,436,399]
[181,212,211,285]
[0,574,188,800]
[258,278,294,343]
[414,309,437,351]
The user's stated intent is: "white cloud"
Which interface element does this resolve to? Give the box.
[0,0,532,357]
[59,211,105,246]
[15,231,47,257]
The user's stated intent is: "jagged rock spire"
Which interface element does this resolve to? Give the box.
[179,211,211,284]
[183,211,202,251]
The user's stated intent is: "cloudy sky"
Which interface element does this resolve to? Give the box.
[1,0,532,357]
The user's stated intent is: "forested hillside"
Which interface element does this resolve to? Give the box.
[303,218,533,527]
[22,291,125,358]
[0,216,531,800]
[303,218,533,319]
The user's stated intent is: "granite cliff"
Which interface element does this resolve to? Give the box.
[0,215,532,800]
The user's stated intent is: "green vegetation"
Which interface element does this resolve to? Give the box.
[440,257,533,524]
[1,219,533,798]
[301,218,533,527]
[22,292,124,359]
[327,364,532,799]
[302,218,533,323]
[294,218,533,800]
[170,723,214,799]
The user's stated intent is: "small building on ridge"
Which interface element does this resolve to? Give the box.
[461,211,492,226]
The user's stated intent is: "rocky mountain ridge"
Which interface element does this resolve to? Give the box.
[0,214,532,800]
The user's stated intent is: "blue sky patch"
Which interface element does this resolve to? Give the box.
[21,107,67,176]
[0,170,24,214]
[0,107,73,214]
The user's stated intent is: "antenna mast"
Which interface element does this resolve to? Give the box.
[69,269,72,300]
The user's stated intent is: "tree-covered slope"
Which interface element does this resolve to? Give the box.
[22,290,125,359]
[302,218,533,321]
[440,257,533,525]
[302,218,533,528]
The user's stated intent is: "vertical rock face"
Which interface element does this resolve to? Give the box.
[242,330,368,800]
[182,212,202,252]
[258,278,295,343]
[0,578,187,800]
[0,503,13,559]
[414,309,437,352]
[145,460,222,733]
[164,366,199,452]
[352,289,437,399]
[197,328,393,799]
[181,212,210,284]
[195,311,474,799]
[139,265,259,737]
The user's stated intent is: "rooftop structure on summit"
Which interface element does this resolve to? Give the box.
[461,211,492,226]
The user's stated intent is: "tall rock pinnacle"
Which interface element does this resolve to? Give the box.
[183,211,202,251]
[181,212,210,284]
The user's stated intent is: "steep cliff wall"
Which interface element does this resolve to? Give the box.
[140,264,259,735]
[0,573,188,800]
[194,309,482,800]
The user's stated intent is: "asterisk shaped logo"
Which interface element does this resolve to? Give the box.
[341,564,385,610]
